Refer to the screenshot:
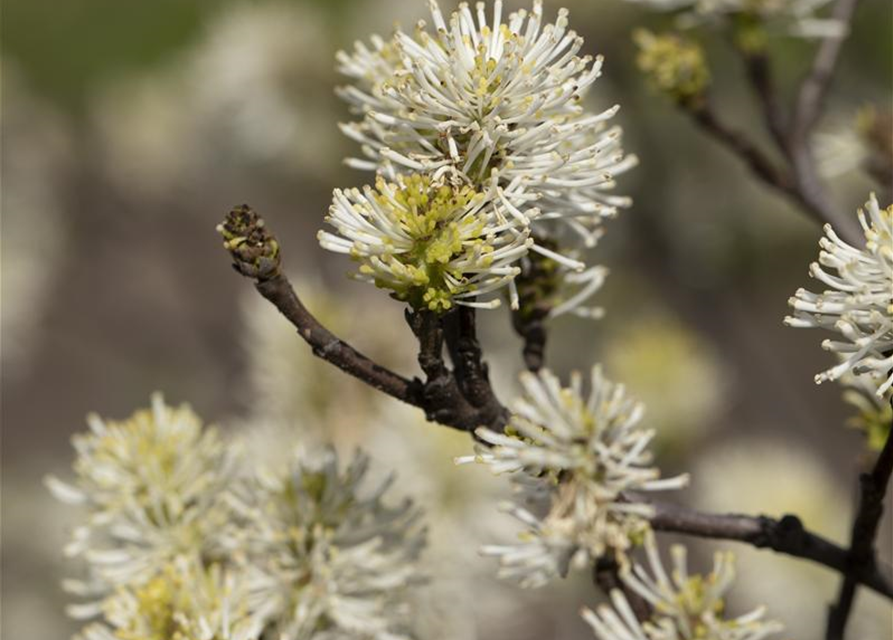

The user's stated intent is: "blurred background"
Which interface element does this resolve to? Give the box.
[2,0,891,637]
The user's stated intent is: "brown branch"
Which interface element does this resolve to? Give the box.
[739,50,789,153]
[826,418,893,639]
[444,307,503,410]
[406,308,508,432]
[688,101,802,202]
[787,0,863,243]
[510,247,560,372]
[792,0,861,139]
[593,553,651,622]
[647,499,893,599]
[219,204,507,434]
[218,204,419,405]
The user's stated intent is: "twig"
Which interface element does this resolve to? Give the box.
[407,308,508,432]
[444,307,502,409]
[792,0,861,139]
[688,101,802,203]
[826,418,893,639]
[739,50,789,152]
[218,204,419,405]
[510,248,560,372]
[787,0,863,242]
[219,204,507,434]
[647,499,893,599]
[593,553,651,622]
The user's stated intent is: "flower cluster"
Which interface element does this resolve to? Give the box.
[318,173,534,311]
[461,367,689,588]
[634,30,710,105]
[321,0,637,312]
[582,533,784,640]
[622,0,844,39]
[45,393,236,611]
[49,396,426,640]
[785,194,893,396]
[226,448,426,639]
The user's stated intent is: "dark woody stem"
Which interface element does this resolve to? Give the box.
[826,407,893,638]
[219,204,507,434]
[220,204,893,607]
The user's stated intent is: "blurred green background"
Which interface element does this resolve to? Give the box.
[2,0,891,637]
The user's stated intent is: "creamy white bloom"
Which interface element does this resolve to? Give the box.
[785,194,893,396]
[462,367,688,587]
[582,534,784,640]
[318,172,536,311]
[623,0,844,38]
[75,558,265,640]
[226,447,426,640]
[46,394,238,612]
[336,0,637,247]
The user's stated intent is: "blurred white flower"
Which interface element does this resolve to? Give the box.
[226,447,426,640]
[318,172,536,311]
[46,394,237,613]
[75,558,264,640]
[622,0,844,38]
[582,533,784,640]
[463,367,688,587]
[815,126,871,179]
[337,0,637,248]
[785,194,893,396]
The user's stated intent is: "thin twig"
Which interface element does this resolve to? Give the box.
[688,101,800,201]
[826,417,893,639]
[787,0,863,241]
[739,50,789,152]
[593,553,651,622]
[647,499,893,599]
[220,204,507,434]
[219,204,419,405]
[792,0,862,138]
[406,308,508,432]
[444,307,502,409]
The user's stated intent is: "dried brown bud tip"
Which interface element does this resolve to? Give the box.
[218,204,281,281]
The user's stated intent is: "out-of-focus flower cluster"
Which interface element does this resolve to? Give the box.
[47,395,426,640]
[320,0,636,312]
[785,194,893,397]
[461,367,689,588]
[634,30,710,105]
[622,0,844,39]
[583,533,784,640]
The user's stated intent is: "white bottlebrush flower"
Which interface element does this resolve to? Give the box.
[622,0,844,38]
[462,366,688,587]
[582,533,784,640]
[227,447,426,640]
[785,194,893,396]
[318,172,536,311]
[75,558,265,640]
[46,394,238,610]
[336,0,637,247]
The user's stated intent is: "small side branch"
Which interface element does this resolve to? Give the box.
[593,553,651,622]
[219,204,508,434]
[793,0,861,138]
[406,308,507,432]
[648,500,893,599]
[219,205,419,405]
[688,102,799,203]
[739,50,789,152]
[826,422,893,639]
